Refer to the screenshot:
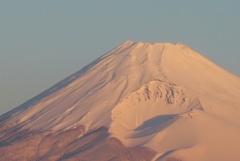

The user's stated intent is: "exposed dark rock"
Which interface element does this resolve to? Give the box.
[0,126,156,161]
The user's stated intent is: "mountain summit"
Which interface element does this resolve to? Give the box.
[1,41,240,161]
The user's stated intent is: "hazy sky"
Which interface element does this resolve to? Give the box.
[0,1,240,115]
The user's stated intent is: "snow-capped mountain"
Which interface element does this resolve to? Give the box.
[1,41,240,161]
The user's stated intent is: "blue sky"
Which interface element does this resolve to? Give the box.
[1,1,240,115]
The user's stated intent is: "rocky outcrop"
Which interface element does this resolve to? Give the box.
[0,126,156,161]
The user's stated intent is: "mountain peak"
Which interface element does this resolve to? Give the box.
[123,40,134,44]
[2,40,238,131]
[1,41,240,161]
[121,40,174,47]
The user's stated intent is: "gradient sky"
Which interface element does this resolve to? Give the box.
[1,1,240,115]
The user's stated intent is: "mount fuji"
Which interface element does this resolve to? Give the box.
[1,41,240,161]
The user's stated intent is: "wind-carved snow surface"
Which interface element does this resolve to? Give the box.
[1,40,240,161]
[110,79,203,147]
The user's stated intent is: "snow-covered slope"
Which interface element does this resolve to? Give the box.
[0,41,240,161]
